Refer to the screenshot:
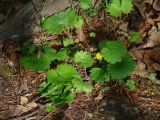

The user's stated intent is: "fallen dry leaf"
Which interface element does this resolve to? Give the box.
[20,96,28,105]
[95,92,104,101]
[153,63,160,71]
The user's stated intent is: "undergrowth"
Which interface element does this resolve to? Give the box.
[19,0,138,112]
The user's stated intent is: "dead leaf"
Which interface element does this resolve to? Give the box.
[20,96,28,105]
[27,102,38,109]
[95,93,104,101]
[133,61,148,76]
[130,47,143,61]
[76,27,86,42]
[153,63,160,71]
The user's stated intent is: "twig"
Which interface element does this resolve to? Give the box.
[33,86,58,102]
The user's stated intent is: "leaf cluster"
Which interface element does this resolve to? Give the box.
[42,9,83,34]
[20,45,68,71]
[39,64,93,104]
[107,0,133,17]
[90,40,135,81]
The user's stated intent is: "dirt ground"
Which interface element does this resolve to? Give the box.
[1,0,160,120]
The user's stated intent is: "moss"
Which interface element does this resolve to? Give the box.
[0,63,15,80]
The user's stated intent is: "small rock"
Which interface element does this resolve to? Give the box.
[20,96,28,105]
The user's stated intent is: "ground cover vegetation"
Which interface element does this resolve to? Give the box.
[19,0,142,112]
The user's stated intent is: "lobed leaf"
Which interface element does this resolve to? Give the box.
[107,53,135,79]
[72,76,93,93]
[45,103,56,112]
[42,9,83,34]
[107,0,132,17]
[20,46,57,71]
[74,51,94,68]
[56,64,77,81]
[63,38,74,47]
[90,68,110,82]
[129,31,141,43]
[101,41,126,63]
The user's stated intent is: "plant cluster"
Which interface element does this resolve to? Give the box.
[39,64,92,104]
[90,40,135,82]
[19,0,137,112]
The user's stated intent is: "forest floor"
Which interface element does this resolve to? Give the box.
[0,0,160,120]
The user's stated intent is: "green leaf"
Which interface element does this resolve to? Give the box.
[98,40,108,49]
[56,64,77,81]
[63,38,74,47]
[45,103,56,112]
[38,81,49,94]
[107,0,122,17]
[147,73,157,81]
[20,42,36,55]
[74,16,83,28]
[56,48,68,61]
[20,45,57,71]
[90,68,110,82]
[59,9,78,28]
[42,9,82,34]
[41,16,62,34]
[79,0,92,10]
[65,91,75,103]
[107,0,132,17]
[89,32,96,38]
[121,0,133,14]
[126,80,136,90]
[107,53,135,79]
[73,76,93,93]
[47,70,59,84]
[129,32,141,43]
[48,85,63,97]
[20,55,51,71]
[74,51,94,67]
[43,45,57,61]
[101,41,126,63]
